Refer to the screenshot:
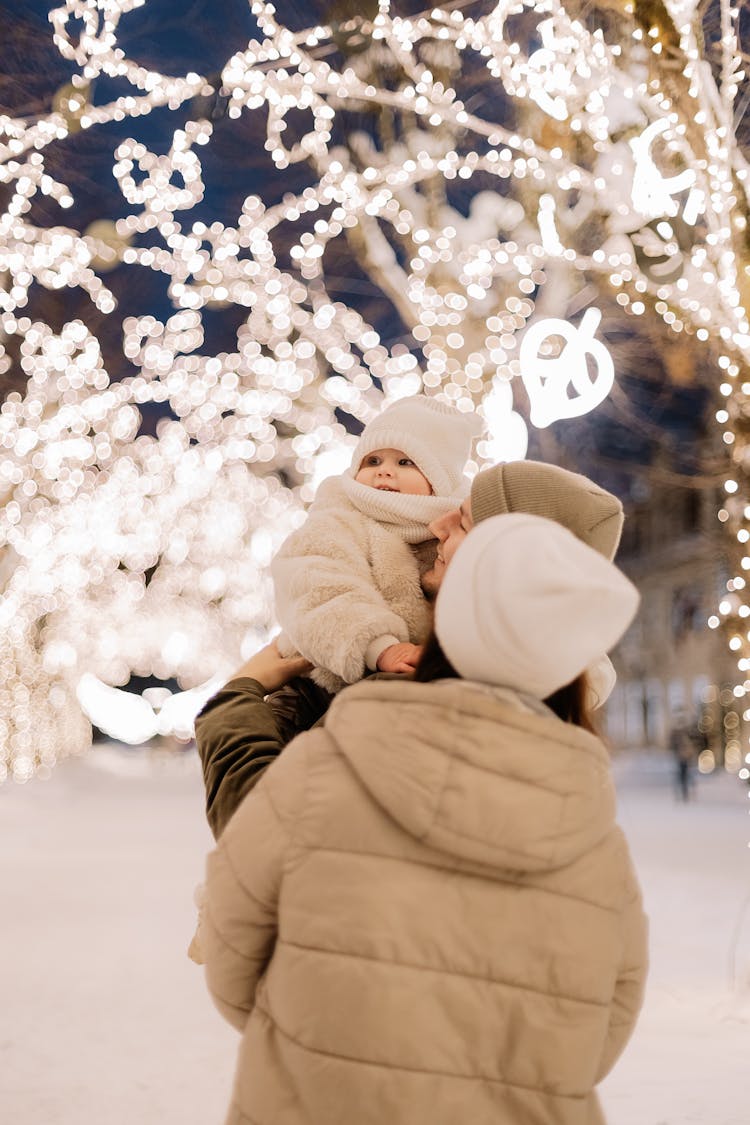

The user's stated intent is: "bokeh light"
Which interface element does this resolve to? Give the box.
[2,0,750,779]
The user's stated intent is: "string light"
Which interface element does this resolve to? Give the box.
[1,0,750,780]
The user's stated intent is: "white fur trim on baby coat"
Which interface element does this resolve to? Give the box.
[271,475,449,691]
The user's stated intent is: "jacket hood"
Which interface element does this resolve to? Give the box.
[325,678,616,874]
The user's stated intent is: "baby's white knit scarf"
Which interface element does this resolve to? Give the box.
[330,474,464,543]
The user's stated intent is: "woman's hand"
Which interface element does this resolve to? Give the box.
[376,642,424,675]
[230,641,313,693]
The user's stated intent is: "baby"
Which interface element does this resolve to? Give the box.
[271,395,481,693]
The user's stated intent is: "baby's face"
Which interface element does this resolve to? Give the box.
[355,448,432,496]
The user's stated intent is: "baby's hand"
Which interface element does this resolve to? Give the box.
[376,642,424,675]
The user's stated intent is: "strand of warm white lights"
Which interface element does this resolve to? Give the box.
[1,0,750,781]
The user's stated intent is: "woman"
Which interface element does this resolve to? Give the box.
[198,513,648,1125]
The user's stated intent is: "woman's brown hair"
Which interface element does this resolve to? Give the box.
[414,628,598,735]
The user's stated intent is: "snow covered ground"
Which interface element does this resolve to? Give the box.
[601,755,750,1125]
[1,745,748,1124]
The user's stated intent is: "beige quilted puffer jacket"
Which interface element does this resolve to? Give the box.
[201,678,648,1125]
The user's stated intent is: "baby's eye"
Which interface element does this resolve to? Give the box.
[365,455,381,466]
[399,458,415,466]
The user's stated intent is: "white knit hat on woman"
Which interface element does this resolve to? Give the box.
[435,513,639,700]
[349,395,482,498]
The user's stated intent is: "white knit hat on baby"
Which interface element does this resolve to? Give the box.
[349,395,482,498]
[435,513,639,700]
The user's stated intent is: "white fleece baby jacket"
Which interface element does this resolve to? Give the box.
[271,474,462,692]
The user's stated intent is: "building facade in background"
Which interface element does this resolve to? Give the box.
[605,480,740,772]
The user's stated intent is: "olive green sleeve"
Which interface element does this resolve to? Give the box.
[195,675,334,839]
[195,678,284,840]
